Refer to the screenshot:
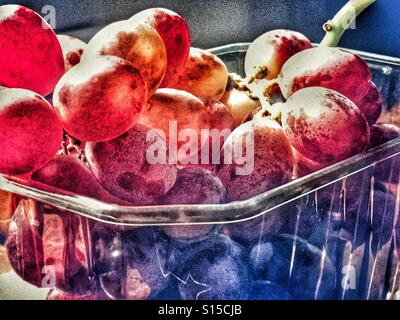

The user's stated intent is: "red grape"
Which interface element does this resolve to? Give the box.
[139,88,210,163]
[245,29,312,80]
[82,20,167,96]
[199,99,234,167]
[368,123,400,183]
[0,5,64,96]
[251,103,285,123]
[281,87,370,165]
[172,48,229,100]
[217,118,294,202]
[31,154,128,204]
[221,89,261,127]
[278,47,371,103]
[57,35,86,71]
[6,200,91,293]
[0,245,11,274]
[85,123,177,205]
[321,180,396,253]
[0,88,63,175]
[0,222,10,240]
[224,202,299,244]
[355,82,383,126]
[53,56,147,142]
[130,8,191,87]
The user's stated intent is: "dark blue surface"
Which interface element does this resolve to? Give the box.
[1,0,399,56]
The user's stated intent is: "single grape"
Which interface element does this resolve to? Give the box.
[281,87,370,165]
[6,200,91,293]
[355,82,383,126]
[91,224,124,299]
[172,48,229,101]
[47,288,106,300]
[249,234,336,299]
[369,123,400,183]
[176,235,250,300]
[0,5,65,96]
[139,88,210,163]
[0,88,63,175]
[82,20,167,96]
[159,168,225,243]
[0,192,13,235]
[224,201,299,245]
[379,105,400,128]
[57,35,87,71]
[278,47,371,103]
[221,89,261,127]
[122,228,171,300]
[53,56,147,142]
[85,123,177,205]
[0,191,13,224]
[130,8,191,87]
[185,99,234,169]
[94,226,171,300]
[31,154,128,204]
[245,29,312,80]
[217,118,294,202]
[251,102,285,122]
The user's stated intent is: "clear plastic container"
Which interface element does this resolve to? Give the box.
[1,43,399,300]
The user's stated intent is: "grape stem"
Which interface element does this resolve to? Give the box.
[320,0,376,47]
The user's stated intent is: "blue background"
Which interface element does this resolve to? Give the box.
[1,0,399,56]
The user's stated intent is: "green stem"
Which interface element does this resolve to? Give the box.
[320,0,376,47]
